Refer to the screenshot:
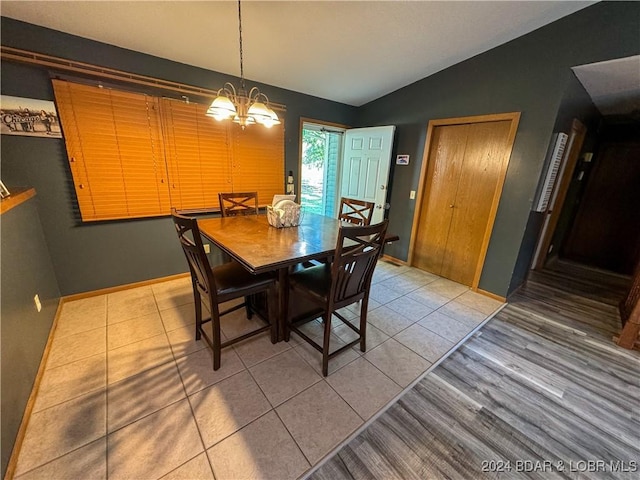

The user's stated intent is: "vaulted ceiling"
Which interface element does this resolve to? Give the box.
[1,1,596,106]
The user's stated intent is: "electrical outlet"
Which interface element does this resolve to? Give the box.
[410,190,416,200]
[34,294,42,312]
[203,244,211,254]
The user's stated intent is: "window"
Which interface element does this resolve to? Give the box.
[52,79,284,221]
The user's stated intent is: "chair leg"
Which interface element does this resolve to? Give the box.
[245,295,254,319]
[268,285,278,344]
[212,309,222,371]
[360,297,369,352]
[194,289,202,341]
[322,312,332,377]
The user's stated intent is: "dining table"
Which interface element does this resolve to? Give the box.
[197,212,343,340]
[197,212,399,341]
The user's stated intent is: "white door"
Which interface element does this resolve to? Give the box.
[339,125,395,224]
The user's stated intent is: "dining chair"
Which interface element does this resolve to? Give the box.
[171,210,277,370]
[338,197,375,226]
[218,192,259,217]
[285,219,389,376]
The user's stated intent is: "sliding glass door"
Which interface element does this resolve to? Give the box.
[300,121,344,217]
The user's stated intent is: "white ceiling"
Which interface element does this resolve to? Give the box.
[573,55,640,117]
[2,1,596,106]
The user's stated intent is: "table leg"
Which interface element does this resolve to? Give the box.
[277,267,289,342]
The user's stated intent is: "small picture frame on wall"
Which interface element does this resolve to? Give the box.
[0,95,62,138]
[0,180,11,199]
[396,154,410,165]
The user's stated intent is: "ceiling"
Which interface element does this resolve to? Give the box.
[2,1,597,106]
[573,55,640,117]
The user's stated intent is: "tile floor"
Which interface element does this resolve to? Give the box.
[14,260,503,480]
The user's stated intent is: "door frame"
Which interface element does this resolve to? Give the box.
[408,112,521,290]
[531,118,587,270]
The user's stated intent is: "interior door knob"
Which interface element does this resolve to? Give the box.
[449,204,454,208]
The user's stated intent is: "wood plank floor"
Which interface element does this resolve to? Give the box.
[309,261,639,479]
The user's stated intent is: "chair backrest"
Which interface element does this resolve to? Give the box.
[218,192,259,217]
[330,220,388,306]
[338,197,375,226]
[171,209,217,305]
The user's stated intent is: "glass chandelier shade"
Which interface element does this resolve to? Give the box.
[206,1,281,128]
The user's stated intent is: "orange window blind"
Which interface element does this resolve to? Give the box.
[52,79,169,221]
[161,98,232,210]
[52,79,285,221]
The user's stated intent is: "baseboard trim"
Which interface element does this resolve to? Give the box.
[62,272,190,302]
[476,288,507,302]
[4,299,64,480]
[381,254,407,266]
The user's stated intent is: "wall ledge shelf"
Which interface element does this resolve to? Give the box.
[0,188,36,215]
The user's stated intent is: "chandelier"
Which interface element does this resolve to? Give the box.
[206,0,280,128]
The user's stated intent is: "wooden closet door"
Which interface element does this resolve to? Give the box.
[441,120,512,285]
[413,124,469,273]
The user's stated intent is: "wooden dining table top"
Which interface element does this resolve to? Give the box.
[197,212,342,274]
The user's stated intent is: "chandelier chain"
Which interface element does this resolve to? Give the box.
[237,0,245,90]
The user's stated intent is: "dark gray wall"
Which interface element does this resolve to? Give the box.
[1,196,61,478]
[0,18,357,295]
[355,1,640,296]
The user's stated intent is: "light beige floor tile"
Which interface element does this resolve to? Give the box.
[176,347,246,395]
[152,277,194,311]
[456,290,504,315]
[108,399,203,480]
[249,349,321,406]
[336,305,359,321]
[207,411,309,480]
[33,353,106,413]
[437,300,489,328]
[15,389,106,476]
[190,370,271,448]
[385,296,433,322]
[407,287,452,310]
[276,381,362,464]
[418,310,476,343]
[368,282,404,304]
[371,262,408,284]
[220,308,270,339]
[326,357,401,420]
[107,333,174,384]
[401,268,440,285]
[107,294,158,325]
[297,318,325,337]
[55,296,107,338]
[365,338,431,387]
[108,361,185,432]
[14,437,106,480]
[107,311,165,350]
[160,303,197,332]
[377,275,423,295]
[394,323,455,362]
[367,305,415,336]
[233,331,291,368]
[166,323,212,359]
[108,285,153,303]
[293,330,361,376]
[424,277,469,299]
[160,453,214,480]
[332,322,389,351]
[47,327,106,369]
